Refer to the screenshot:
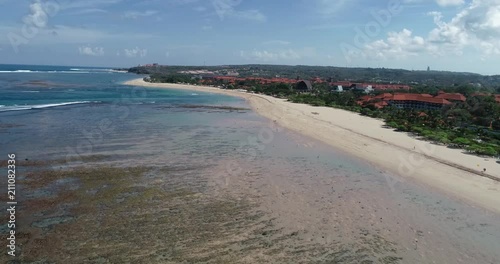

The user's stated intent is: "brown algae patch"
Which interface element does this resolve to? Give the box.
[2,163,403,263]
[0,154,119,168]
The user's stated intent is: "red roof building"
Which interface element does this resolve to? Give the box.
[434,93,466,102]
[389,94,452,110]
[358,93,452,110]
[373,101,389,109]
[373,93,393,100]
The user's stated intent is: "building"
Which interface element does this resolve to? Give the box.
[331,85,344,92]
[226,71,240,76]
[434,92,466,102]
[296,80,313,92]
[358,93,452,110]
[329,82,410,92]
[388,94,452,110]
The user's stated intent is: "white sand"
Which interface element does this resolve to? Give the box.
[124,78,500,213]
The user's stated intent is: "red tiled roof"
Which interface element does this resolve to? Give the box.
[391,94,452,105]
[359,95,372,101]
[330,81,353,87]
[213,76,299,84]
[373,84,411,91]
[374,93,393,99]
[370,101,389,109]
[434,93,466,102]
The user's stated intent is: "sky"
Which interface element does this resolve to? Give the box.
[0,0,499,75]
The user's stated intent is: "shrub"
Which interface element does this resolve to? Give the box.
[387,121,399,129]
[412,126,424,134]
[452,137,471,147]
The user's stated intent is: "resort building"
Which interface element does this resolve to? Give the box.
[296,80,313,92]
[388,94,452,110]
[358,93,453,110]
[435,92,467,102]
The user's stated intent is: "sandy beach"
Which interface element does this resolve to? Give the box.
[124,78,500,214]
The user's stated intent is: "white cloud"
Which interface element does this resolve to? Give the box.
[233,9,266,22]
[436,0,464,7]
[364,29,429,59]
[69,8,108,15]
[124,47,148,58]
[240,49,301,62]
[212,0,266,22]
[0,24,156,46]
[23,0,54,28]
[123,10,158,19]
[262,40,291,45]
[60,0,122,10]
[78,46,104,56]
[315,0,348,15]
[168,0,201,5]
[353,0,500,61]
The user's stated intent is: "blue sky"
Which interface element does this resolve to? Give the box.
[0,0,499,75]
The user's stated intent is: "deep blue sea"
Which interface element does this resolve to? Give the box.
[1,64,499,263]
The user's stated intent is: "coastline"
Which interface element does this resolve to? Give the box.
[124,78,500,214]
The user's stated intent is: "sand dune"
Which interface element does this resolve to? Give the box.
[124,78,500,213]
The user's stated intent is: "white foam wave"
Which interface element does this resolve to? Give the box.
[0,70,92,74]
[71,68,113,72]
[0,70,37,73]
[0,101,99,112]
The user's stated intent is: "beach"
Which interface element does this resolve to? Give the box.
[1,69,500,263]
[124,78,500,214]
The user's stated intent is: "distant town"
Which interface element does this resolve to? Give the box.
[129,63,500,110]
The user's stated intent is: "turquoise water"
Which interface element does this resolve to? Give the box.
[0,64,243,111]
[0,64,246,159]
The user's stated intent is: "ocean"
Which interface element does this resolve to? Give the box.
[1,64,499,263]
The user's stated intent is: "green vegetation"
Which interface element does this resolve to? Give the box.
[380,104,500,157]
[148,73,197,84]
[127,64,500,89]
[285,88,500,157]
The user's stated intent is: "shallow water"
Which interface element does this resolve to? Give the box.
[1,66,499,263]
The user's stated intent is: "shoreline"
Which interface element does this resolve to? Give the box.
[124,78,500,214]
